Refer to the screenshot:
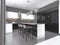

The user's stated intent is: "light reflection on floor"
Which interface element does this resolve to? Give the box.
[35,35,60,45]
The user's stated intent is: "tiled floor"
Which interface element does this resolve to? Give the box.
[5,30,59,45]
[5,30,37,45]
[45,31,58,40]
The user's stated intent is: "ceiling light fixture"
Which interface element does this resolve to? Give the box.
[27,10,33,15]
[27,0,30,2]
[27,12,30,15]
[34,8,38,13]
[30,10,33,14]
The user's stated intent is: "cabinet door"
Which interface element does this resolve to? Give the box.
[13,24,18,29]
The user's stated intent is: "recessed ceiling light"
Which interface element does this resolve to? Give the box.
[27,0,30,2]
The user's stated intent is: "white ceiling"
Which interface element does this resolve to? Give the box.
[6,0,57,11]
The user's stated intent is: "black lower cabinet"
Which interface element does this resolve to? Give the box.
[45,23,58,33]
[32,26,37,37]
[13,24,18,30]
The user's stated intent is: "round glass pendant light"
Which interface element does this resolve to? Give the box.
[34,8,38,13]
[27,12,30,15]
[29,10,33,14]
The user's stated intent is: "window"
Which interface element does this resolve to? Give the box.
[6,11,19,19]
[21,13,34,20]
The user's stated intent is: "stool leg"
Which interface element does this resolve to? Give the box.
[22,31,24,38]
[19,30,21,35]
[25,33,28,41]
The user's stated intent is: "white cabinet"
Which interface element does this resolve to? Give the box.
[5,23,13,33]
[37,24,45,39]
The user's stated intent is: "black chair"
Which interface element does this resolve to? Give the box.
[24,27,32,41]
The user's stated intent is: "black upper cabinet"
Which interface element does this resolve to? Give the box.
[37,10,58,24]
